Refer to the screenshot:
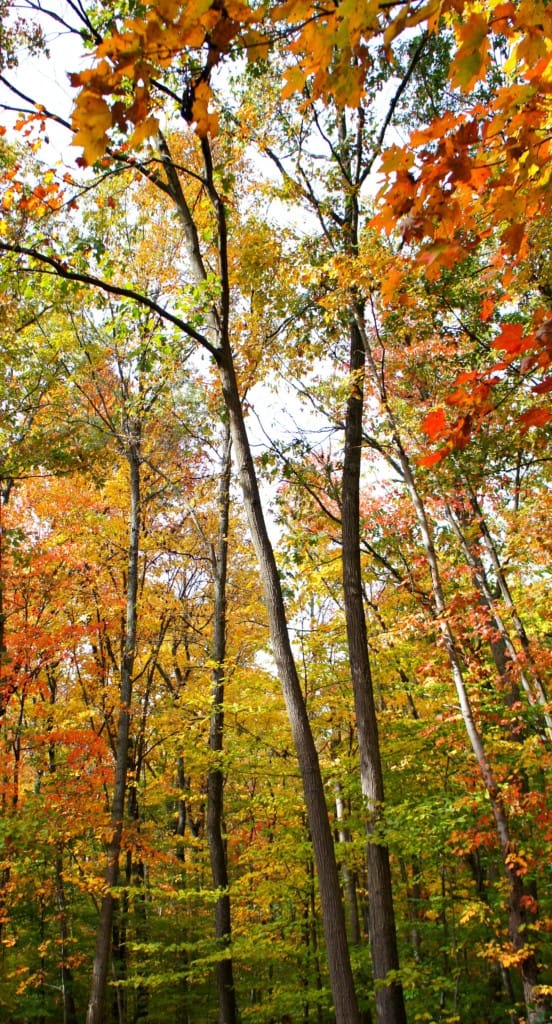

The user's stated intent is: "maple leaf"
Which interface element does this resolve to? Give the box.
[191,80,219,138]
[421,407,447,440]
[519,408,552,431]
[128,115,159,147]
[71,92,113,166]
[491,323,530,356]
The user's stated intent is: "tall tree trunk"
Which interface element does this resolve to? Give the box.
[217,343,361,1024]
[443,500,551,739]
[0,480,14,718]
[206,422,238,1024]
[55,849,78,1024]
[341,318,406,1024]
[162,131,361,1024]
[47,677,79,1024]
[463,480,552,735]
[334,779,361,947]
[86,435,141,1024]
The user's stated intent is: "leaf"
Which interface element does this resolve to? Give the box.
[418,446,449,468]
[421,407,447,439]
[191,81,219,137]
[501,222,526,255]
[491,323,528,355]
[128,115,159,147]
[71,92,113,165]
[519,407,552,430]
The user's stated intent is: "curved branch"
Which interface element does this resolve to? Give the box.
[0,242,220,357]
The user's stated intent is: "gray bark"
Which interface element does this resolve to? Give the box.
[207,423,238,1024]
[358,313,545,1021]
[341,318,406,1024]
[86,434,141,1024]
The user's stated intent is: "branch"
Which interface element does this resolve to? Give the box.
[0,242,221,357]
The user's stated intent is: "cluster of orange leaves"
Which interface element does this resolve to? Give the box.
[69,0,261,160]
[372,1,552,460]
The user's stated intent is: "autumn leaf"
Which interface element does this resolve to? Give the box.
[128,115,159,147]
[71,92,113,165]
[519,407,552,431]
[421,407,447,440]
[490,323,529,355]
[191,80,219,138]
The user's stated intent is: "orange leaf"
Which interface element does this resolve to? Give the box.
[418,446,449,468]
[128,115,159,147]
[519,407,552,430]
[422,407,447,439]
[191,80,219,137]
[491,323,526,355]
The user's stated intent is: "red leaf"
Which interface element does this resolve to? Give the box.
[418,447,448,467]
[491,323,529,355]
[422,407,447,439]
[519,407,552,430]
[533,376,552,395]
[501,222,526,255]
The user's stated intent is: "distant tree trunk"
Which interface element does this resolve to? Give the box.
[0,480,14,718]
[359,312,546,1022]
[47,679,78,1024]
[393,445,544,1023]
[206,422,238,1024]
[334,779,361,947]
[55,849,78,1024]
[463,482,552,738]
[444,499,551,738]
[86,433,141,1024]
[341,316,406,1024]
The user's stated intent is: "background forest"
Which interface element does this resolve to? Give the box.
[0,1,551,1023]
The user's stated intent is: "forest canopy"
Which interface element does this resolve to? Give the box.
[0,2,550,1023]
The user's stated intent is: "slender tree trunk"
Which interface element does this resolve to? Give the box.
[341,318,406,1024]
[55,849,78,1024]
[162,130,361,1024]
[463,482,552,734]
[217,344,361,1023]
[206,422,238,1024]
[0,480,14,718]
[86,436,141,1024]
[47,680,79,1024]
[357,314,548,1022]
[334,780,361,946]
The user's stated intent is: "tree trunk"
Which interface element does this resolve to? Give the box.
[162,129,361,1024]
[217,343,361,1023]
[86,436,141,1024]
[463,481,552,736]
[206,422,238,1024]
[341,318,406,1024]
[357,314,547,1023]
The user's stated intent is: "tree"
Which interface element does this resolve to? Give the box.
[0,1,550,1021]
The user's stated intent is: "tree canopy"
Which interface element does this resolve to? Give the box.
[0,2,550,1023]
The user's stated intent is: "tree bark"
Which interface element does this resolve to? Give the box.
[206,422,238,1024]
[341,318,406,1024]
[86,434,141,1024]
[358,315,545,1021]
[161,132,361,1024]
[217,343,361,1024]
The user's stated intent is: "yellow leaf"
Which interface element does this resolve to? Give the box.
[191,80,219,137]
[128,115,159,147]
[71,91,112,165]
